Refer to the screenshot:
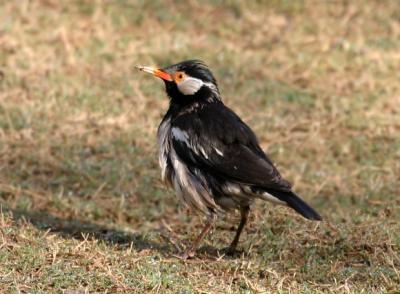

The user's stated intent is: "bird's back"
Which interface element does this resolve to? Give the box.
[157,100,298,214]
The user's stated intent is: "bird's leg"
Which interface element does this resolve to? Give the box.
[226,205,250,255]
[181,214,216,259]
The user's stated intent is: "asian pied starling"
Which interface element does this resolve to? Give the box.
[137,60,322,258]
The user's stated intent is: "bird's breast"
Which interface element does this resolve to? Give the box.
[157,117,173,185]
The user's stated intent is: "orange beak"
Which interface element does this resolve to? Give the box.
[136,66,173,82]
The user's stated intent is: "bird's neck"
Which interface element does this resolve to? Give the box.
[167,84,220,105]
[167,95,221,118]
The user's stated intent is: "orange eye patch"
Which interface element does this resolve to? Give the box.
[174,71,186,83]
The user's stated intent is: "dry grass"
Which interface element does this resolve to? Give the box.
[0,0,399,293]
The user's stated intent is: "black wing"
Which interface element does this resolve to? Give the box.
[170,102,291,191]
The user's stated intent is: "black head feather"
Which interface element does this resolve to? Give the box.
[163,60,217,85]
[162,60,220,105]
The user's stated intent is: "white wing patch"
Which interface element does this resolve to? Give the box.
[172,127,223,159]
[214,147,223,156]
[171,127,189,144]
[260,192,286,205]
[199,146,209,159]
[172,127,209,159]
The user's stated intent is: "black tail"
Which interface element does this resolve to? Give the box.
[269,190,322,220]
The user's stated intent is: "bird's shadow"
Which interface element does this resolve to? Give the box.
[4,206,171,253]
[4,207,244,259]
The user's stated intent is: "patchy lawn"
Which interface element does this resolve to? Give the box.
[0,1,399,293]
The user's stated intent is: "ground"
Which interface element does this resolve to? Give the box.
[0,0,399,293]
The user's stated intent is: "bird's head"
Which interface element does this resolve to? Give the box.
[136,60,220,105]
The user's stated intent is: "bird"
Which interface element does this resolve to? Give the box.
[137,60,322,258]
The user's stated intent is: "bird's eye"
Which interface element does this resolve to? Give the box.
[174,71,185,83]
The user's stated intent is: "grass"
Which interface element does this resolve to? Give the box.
[0,0,399,293]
